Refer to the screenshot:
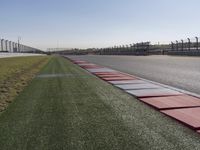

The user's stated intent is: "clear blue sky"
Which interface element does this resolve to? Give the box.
[1,0,200,50]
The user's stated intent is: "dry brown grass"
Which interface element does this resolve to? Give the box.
[0,56,50,111]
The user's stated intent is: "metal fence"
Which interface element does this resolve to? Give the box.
[52,36,200,56]
[166,37,200,56]
[170,37,199,51]
[90,42,150,55]
[0,38,43,53]
[53,42,151,55]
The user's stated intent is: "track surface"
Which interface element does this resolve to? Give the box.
[1,56,200,149]
[69,55,200,95]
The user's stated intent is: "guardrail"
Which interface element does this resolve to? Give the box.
[0,38,43,53]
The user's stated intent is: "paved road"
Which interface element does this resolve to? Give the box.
[69,55,200,95]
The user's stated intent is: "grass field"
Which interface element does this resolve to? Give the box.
[0,56,200,150]
[0,56,50,111]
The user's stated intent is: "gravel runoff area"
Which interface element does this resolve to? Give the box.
[0,56,200,149]
[0,53,45,58]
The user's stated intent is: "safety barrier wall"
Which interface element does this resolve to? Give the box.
[0,38,43,53]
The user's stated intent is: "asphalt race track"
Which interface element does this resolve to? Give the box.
[69,55,200,95]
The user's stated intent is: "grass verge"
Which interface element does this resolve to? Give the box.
[0,56,50,111]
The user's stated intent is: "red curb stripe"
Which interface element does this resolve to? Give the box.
[140,95,200,110]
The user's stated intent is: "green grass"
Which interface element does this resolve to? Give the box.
[0,56,200,150]
[0,56,50,111]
